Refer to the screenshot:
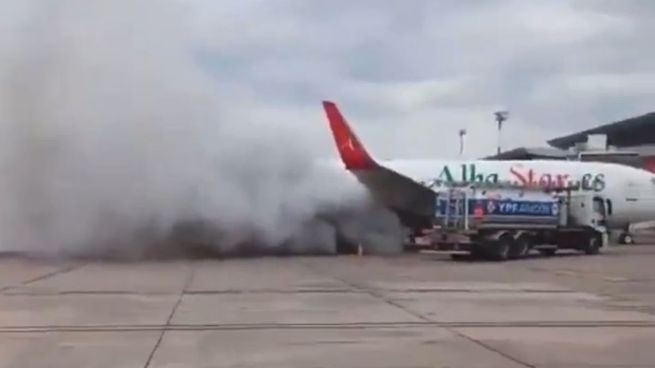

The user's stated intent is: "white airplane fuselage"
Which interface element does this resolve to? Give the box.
[377,158,655,230]
[319,100,655,233]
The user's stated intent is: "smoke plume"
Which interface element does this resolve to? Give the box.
[0,0,404,258]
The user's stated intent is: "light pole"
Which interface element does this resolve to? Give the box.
[494,110,509,155]
[458,129,466,156]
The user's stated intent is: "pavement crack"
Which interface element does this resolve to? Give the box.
[143,262,195,368]
[300,262,432,323]
[2,320,655,333]
[449,328,536,368]
[0,263,87,293]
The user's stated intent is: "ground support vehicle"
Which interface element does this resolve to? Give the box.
[412,182,609,261]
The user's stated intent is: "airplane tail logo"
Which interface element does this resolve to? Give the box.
[322,101,377,170]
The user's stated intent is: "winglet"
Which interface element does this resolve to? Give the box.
[322,100,377,170]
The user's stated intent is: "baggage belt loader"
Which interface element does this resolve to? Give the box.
[425,181,609,261]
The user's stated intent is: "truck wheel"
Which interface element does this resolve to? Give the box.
[584,233,601,255]
[509,235,530,259]
[469,245,486,260]
[489,235,511,261]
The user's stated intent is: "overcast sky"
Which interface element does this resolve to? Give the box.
[185,0,655,160]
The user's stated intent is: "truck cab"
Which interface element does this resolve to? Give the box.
[566,193,608,234]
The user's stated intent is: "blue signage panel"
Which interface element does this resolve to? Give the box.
[481,199,558,217]
[435,198,559,217]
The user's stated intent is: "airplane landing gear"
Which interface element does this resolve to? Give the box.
[618,232,635,245]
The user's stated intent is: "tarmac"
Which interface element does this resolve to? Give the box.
[2,244,655,367]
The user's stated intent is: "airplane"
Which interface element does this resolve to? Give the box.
[322,100,655,245]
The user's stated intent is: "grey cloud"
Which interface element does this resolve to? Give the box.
[189,0,655,158]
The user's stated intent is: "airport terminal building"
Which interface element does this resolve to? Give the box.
[485,111,655,172]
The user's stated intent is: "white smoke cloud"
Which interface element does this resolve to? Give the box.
[0,0,403,258]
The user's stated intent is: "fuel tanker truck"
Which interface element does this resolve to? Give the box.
[412,181,609,261]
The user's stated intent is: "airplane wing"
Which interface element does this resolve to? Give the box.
[322,101,436,228]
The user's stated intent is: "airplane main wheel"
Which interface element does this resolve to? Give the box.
[619,233,635,245]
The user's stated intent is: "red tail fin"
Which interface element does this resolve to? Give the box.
[322,101,377,170]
